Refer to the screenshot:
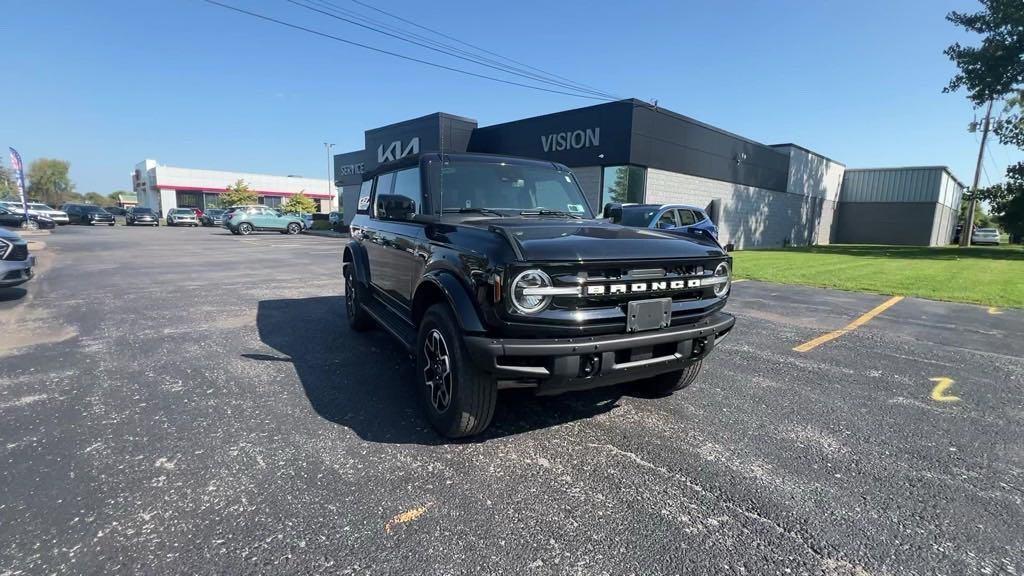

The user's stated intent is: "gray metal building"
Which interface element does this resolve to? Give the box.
[835,167,965,246]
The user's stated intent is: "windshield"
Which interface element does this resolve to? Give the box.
[206,209,225,216]
[133,208,154,214]
[439,161,592,218]
[83,205,106,214]
[172,209,194,215]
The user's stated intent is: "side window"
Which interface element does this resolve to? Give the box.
[655,210,677,229]
[357,179,372,214]
[389,167,423,220]
[677,209,697,226]
[373,172,395,218]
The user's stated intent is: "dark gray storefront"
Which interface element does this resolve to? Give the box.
[334,99,960,248]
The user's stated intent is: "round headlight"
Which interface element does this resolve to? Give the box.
[712,261,731,297]
[511,269,552,314]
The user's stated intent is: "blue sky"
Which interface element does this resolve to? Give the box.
[1,0,1020,193]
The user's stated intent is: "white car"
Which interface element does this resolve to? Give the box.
[0,201,69,225]
[971,227,1001,246]
[166,208,199,227]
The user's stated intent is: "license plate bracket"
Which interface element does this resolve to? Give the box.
[626,298,672,333]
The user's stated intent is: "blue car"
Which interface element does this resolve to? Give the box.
[604,203,719,239]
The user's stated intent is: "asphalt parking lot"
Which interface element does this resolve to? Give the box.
[1,225,1022,575]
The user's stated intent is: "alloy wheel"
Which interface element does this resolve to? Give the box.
[422,329,453,413]
[344,268,356,318]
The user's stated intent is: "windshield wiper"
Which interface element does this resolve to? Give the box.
[519,209,582,219]
[442,207,505,217]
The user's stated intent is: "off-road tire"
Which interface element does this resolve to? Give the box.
[343,263,372,331]
[416,304,497,438]
[634,360,703,397]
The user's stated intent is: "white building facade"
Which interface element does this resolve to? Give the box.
[132,159,337,214]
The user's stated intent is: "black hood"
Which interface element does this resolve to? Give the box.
[461,218,725,261]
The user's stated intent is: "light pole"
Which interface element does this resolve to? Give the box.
[324,142,335,211]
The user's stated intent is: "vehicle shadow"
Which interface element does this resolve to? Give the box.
[0,287,28,302]
[252,296,626,444]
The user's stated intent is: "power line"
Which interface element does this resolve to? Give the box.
[200,0,613,101]
[344,0,619,101]
[285,0,618,100]
[302,0,620,100]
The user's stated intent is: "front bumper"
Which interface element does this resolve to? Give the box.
[0,255,35,288]
[466,311,735,395]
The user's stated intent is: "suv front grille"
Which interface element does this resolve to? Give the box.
[546,261,717,311]
[7,243,28,261]
[0,241,28,261]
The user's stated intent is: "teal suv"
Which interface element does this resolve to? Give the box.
[223,205,304,235]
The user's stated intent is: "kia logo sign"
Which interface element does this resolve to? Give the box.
[377,137,420,163]
[541,127,600,152]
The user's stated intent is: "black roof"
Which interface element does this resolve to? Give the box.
[362,152,569,180]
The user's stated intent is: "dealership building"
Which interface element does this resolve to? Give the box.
[133,159,337,214]
[334,99,964,248]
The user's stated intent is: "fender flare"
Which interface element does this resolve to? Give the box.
[416,271,486,334]
[342,241,370,288]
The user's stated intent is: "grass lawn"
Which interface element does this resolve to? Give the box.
[731,244,1024,308]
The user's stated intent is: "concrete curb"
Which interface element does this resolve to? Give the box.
[12,229,52,237]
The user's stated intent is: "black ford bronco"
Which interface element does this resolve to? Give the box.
[343,153,735,437]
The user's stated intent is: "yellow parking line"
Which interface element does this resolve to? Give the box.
[793,295,904,352]
[929,377,960,402]
[987,307,1002,315]
[732,279,749,283]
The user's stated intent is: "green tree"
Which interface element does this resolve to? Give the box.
[219,179,258,207]
[944,1,1024,107]
[0,163,18,199]
[26,158,75,205]
[976,165,1024,241]
[83,192,108,205]
[281,191,317,214]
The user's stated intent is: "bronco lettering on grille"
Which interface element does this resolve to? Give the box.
[584,279,701,296]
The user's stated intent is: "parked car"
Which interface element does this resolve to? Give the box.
[125,207,159,226]
[344,153,734,437]
[104,206,127,216]
[0,227,34,288]
[0,206,56,230]
[166,208,199,227]
[604,203,719,239]
[61,203,115,225]
[328,211,342,225]
[971,227,1001,245]
[199,209,226,226]
[299,213,314,230]
[190,207,205,219]
[0,201,70,225]
[223,205,303,235]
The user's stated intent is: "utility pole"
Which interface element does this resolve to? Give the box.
[324,142,335,211]
[961,99,993,247]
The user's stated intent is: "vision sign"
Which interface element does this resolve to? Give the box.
[540,128,600,153]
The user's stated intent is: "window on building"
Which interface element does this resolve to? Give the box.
[176,191,202,208]
[260,196,282,208]
[600,166,646,208]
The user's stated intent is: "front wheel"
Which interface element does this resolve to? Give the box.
[633,360,703,397]
[237,222,253,235]
[286,222,301,235]
[24,220,39,231]
[416,304,497,438]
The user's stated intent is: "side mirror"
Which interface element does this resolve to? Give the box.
[377,194,415,220]
[603,203,622,222]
